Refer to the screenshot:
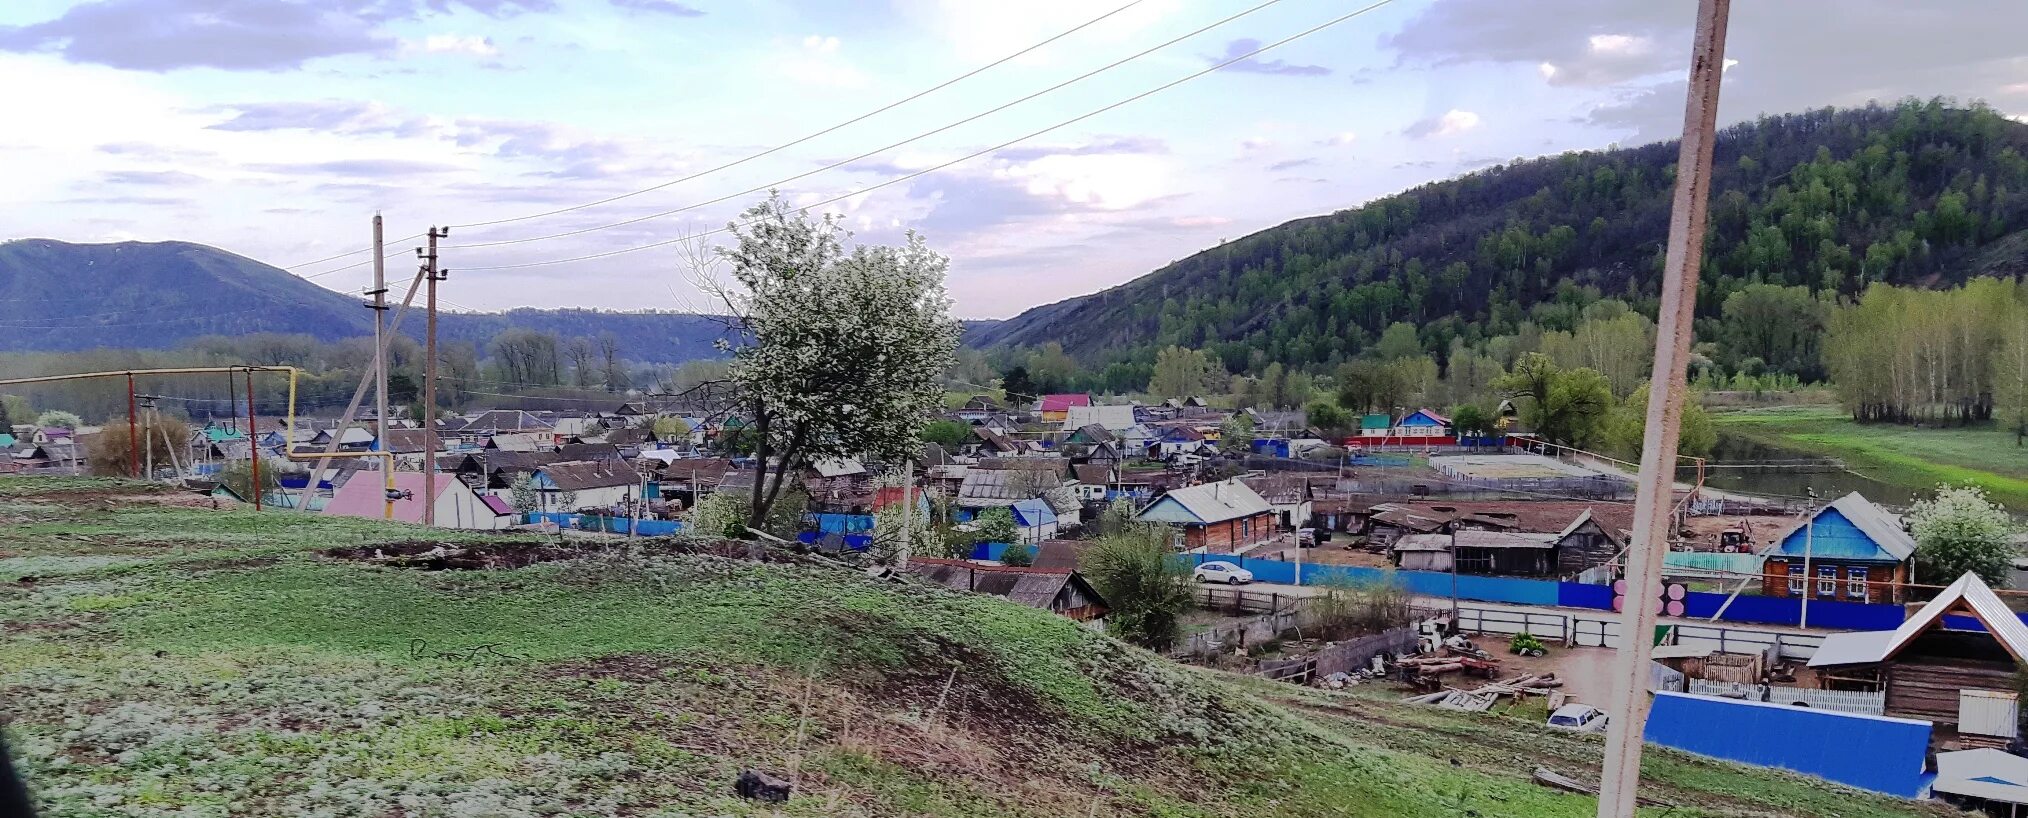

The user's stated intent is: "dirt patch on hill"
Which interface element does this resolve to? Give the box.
[322,541,582,570]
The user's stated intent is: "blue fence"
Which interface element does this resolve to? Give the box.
[523,512,683,536]
[809,513,876,534]
[968,541,1023,561]
[1175,553,1563,607]
[1645,692,1932,797]
[798,531,872,551]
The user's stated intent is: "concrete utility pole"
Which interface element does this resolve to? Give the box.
[421,226,448,527]
[369,214,393,521]
[245,368,262,512]
[126,373,139,479]
[898,459,917,570]
[1596,1,1729,816]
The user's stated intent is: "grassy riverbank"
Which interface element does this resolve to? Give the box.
[1713,405,2028,510]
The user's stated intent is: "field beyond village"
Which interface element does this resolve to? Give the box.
[1712,405,2028,511]
[0,478,1936,817]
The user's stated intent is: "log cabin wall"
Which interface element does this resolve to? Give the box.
[1885,658,2015,725]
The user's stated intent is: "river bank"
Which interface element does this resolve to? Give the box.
[1710,405,2028,511]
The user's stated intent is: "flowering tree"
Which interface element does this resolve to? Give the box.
[699,195,962,530]
[1908,484,2018,587]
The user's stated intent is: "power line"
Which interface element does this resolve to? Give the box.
[444,0,1288,252]
[460,0,1398,272]
[272,2,1146,273]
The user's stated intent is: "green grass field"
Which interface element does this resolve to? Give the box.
[0,479,1935,817]
[1713,405,2028,510]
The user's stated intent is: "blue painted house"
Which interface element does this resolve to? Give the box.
[1763,492,1915,604]
[1010,498,1059,546]
[1394,408,1449,435]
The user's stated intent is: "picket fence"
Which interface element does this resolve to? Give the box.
[1686,680,1885,716]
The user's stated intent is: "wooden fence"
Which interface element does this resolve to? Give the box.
[1256,626,1418,684]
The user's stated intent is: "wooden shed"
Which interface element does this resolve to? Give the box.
[1810,573,2028,738]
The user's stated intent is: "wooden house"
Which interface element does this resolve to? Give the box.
[1810,573,2028,739]
[1762,492,1914,605]
[903,559,1109,623]
[1037,393,1091,424]
[1240,474,1315,531]
[1134,478,1274,553]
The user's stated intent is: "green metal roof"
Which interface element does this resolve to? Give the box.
[1359,413,1392,429]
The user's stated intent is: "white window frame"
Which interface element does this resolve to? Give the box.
[1818,565,1837,596]
[1848,567,1869,602]
[1787,563,1804,595]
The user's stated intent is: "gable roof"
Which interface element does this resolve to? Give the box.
[322,470,474,524]
[538,459,641,491]
[958,468,1061,506]
[463,409,555,433]
[1039,393,1092,413]
[903,558,1106,612]
[379,428,433,454]
[1810,572,2028,667]
[1073,464,1115,486]
[1011,498,1057,527]
[557,442,623,462]
[1774,492,1915,563]
[1359,413,1392,430]
[1399,408,1449,426]
[1062,404,1136,431]
[1031,539,1091,571]
[1137,479,1271,525]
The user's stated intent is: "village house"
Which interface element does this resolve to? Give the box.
[1009,498,1059,545]
[903,559,1109,623]
[955,465,1064,518]
[1060,404,1135,433]
[1037,393,1092,424]
[530,459,643,513]
[652,457,732,509]
[1240,474,1316,531]
[1134,478,1275,553]
[1762,492,1914,605]
[1810,573,2027,740]
[322,470,516,530]
[1375,502,1631,579]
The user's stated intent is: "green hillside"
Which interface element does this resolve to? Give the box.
[974,101,2028,376]
[0,478,1937,817]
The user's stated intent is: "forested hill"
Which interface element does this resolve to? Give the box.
[0,239,731,363]
[973,101,2028,372]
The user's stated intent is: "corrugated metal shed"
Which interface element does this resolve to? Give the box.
[1810,572,2028,667]
[1644,691,1933,797]
[1935,749,2028,805]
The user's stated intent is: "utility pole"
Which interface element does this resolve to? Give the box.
[126,373,139,479]
[421,227,448,527]
[1596,1,1729,816]
[899,459,916,570]
[1799,488,1818,628]
[369,214,394,521]
[246,368,262,512]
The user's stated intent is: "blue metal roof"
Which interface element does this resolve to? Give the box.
[1012,498,1056,527]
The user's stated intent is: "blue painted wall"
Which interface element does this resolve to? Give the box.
[1771,507,1897,562]
[1645,692,1932,797]
[524,512,682,536]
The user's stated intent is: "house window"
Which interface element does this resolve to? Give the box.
[1818,566,1837,596]
[1848,568,1869,602]
[1787,563,1803,595]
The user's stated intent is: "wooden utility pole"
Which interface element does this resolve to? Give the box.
[1596,1,1729,816]
[899,459,916,570]
[245,368,262,512]
[421,227,448,527]
[126,373,139,478]
[370,214,394,521]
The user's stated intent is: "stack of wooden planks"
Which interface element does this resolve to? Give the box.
[1401,672,1565,711]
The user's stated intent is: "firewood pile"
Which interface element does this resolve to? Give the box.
[1400,672,1564,711]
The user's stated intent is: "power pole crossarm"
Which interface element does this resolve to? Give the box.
[1596,2,1730,816]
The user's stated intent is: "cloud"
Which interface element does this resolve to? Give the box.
[415,34,499,56]
[992,136,1167,162]
[206,100,431,137]
[1212,38,1329,76]
[251,158,463,176]
[1317,131,1358,147]
[1383,0,2028,143]
[59,194,195,206]
[0,0,555,71]
[1404,109,1481,139]
[608,0,704,16]
[102,169,206,186]
[779,34,865,88]
[1268,158,1316,171]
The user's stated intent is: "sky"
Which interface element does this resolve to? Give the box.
[3,0,2026,320]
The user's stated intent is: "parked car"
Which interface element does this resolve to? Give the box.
[1547,703,1609,732]
[1193,561,1254,585]
[1297,527,1319,547]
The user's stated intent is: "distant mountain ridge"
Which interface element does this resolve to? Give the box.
[0,239,734,363]
[973,102,2028,368]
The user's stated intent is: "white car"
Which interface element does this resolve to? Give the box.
[1193,561,1255,585]
[1547,703,1609,732]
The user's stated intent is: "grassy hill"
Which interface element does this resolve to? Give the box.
[0,478,1936,816]
[1715,406,2028,510]
[975,101,2028,373]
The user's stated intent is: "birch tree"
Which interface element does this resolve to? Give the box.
[698,195,962,531]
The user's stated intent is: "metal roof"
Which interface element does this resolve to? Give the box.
[1935,749,2028,805]
[1391,533,1453,553]
[1809,572,2028,667]
[1061,404,1136,431]
[1452,530,1560,550]
[1775,492,1915,562]
[1136,479,1271,524]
